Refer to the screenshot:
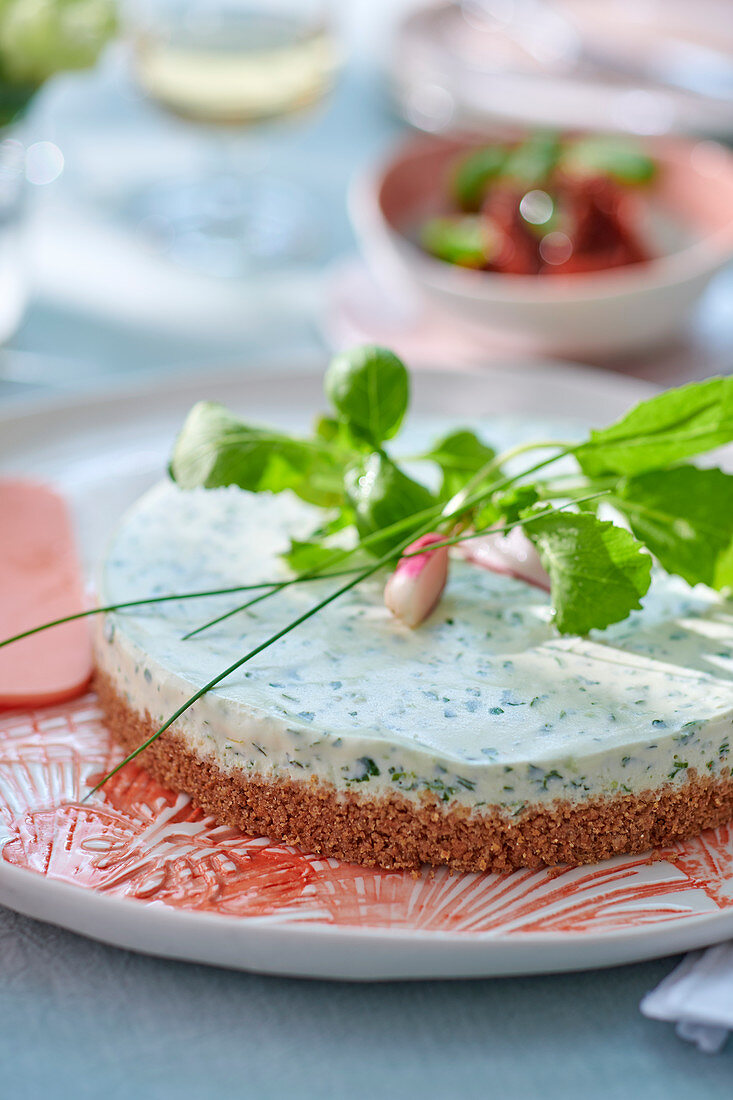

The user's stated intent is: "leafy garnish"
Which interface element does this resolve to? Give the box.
[575,376,733,477]
[494,484,539,523]
[345,453,436,556]
[324,345,409,446]
[421,428,497,500]
[281,539,351,575]
[7,341,733,800]
[170,402,345,507]
[312,413,364,452]
[523,510,653,634]
[168,350,733,639]
[616,465,733,590]
[282,497,357,576]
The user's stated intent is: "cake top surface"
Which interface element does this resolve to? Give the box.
[101,467,733,771]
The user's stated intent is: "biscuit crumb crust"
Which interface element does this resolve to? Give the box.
[96,671,733,874]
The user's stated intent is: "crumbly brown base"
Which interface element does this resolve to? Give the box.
[96,671,733,874]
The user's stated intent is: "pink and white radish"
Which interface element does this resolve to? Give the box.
[458,526,550,591]
[384,533,449,627]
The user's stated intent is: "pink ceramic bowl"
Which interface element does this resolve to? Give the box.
[349,134,733,358]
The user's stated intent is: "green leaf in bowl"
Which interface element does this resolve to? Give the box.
[503,132,561,187]
[421,216,494,268]
[452,145,507,210]
[561,136,656,185]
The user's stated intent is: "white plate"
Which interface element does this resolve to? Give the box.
[3,360,733,981]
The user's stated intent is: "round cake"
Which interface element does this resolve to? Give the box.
[94,471,733,874]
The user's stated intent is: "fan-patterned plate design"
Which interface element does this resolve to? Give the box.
[2,693,733,937]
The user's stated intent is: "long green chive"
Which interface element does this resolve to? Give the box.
[182,492,608,641]
[1,438,572,652]
[178,445,576,639]
[84,490,608,797]
[181,584,282,641]
[0,570,365,650]
[83,509,447,799]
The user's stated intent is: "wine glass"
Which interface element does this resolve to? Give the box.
[124,0,339,276]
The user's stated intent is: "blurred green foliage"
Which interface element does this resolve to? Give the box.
[0,0,116,126]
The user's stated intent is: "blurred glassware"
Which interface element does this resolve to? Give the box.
[391,0,733,138]
[123,0,339,277]
[0,1,115,345]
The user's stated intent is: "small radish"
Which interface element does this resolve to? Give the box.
[458,526,550,591]
[384,534,449,628]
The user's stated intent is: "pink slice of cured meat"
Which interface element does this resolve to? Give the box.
[0,479,92,708]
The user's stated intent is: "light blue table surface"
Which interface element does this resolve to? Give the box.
[1,905,731,1100]
[1,29,733,1098]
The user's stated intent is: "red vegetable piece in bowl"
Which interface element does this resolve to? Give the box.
[481,187,542,275]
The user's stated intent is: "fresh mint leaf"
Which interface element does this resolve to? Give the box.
[324,346,409,446]
[423,428,496,499]
[344,452,436,557]
[170,401,344,508]
[616,465,733,590]
[523,509,652,634]
[575,376,733,477]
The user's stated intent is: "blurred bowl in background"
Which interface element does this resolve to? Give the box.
[392,2,733,139]
[349,133,733,359]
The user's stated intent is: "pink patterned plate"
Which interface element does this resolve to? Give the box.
[1,692,733,979]
[2,364,733,979]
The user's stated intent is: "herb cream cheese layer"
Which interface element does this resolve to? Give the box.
[97,480,733,812]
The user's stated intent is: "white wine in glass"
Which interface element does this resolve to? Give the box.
[133,5,337,124]
[125,0,339,275]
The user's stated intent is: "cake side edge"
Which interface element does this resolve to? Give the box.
[95,670,733,874]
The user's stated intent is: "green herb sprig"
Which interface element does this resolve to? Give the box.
[3,344,733,801]
[169,348,733,637]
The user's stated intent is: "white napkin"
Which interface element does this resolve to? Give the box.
[641,944,733,1053]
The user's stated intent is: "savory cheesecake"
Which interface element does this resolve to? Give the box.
[94,464,733,873]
